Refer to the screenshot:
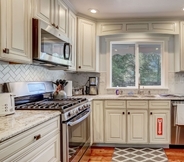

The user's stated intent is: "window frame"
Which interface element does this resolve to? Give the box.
[105,37,169,90]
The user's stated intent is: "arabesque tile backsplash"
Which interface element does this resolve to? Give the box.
[0,64,184,95]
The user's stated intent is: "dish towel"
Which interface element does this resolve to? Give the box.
[175,104,184,125]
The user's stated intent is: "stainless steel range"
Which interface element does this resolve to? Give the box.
[3,81,91,162]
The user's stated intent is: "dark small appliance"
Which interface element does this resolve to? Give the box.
[88,77,99,95]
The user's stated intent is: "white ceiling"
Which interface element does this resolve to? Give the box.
[68,0,184,19]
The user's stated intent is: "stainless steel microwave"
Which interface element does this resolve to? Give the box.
[32,18,72,67]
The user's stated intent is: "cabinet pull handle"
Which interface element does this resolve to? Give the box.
[122,112,125,115]
[34,134,41,141]
[128,112,130,115]
[150,112,152,115]
[56,25,59,29]
[3,48,9,54]
[52,23,56,27]
[79,66,81,69]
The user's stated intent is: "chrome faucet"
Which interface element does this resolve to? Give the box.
[138,81,141,95]
[137,75,143,95]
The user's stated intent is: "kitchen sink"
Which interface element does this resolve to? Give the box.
[118,95,139,97]
[118,94,156,98]
[140,95,156,97]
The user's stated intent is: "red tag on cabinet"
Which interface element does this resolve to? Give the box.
[157,118,163,135]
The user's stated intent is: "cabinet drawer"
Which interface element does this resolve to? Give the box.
[127,101,148,109]
[0,116,60,161]
[105,100,126,108]
[149,101,171,109]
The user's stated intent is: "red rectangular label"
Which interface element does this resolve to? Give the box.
[157,118,163,135]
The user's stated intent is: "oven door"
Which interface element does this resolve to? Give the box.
[62,108,91,162]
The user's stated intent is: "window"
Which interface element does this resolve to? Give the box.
[111,42,163,88]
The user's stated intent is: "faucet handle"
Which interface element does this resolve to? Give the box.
[119,90,123,95]
[148,90,151,95]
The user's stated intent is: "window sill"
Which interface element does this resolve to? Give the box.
[106,87,169,90]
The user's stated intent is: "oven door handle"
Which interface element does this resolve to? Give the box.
[67,109,91,126]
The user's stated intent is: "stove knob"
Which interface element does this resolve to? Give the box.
[67,112,71,117]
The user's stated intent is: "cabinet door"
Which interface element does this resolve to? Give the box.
[93,101,104,143]
[149,110,170,144]
[18,133,60,162]
[175,21,184,72]
[105,109,126,143]
[68,10,76,71]
[0,0,32,63]
[33,0,54,25]
[55,0,68,37]
[78,18,96,72]
[127,110,148,143]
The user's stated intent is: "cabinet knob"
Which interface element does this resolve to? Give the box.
[79,66,81,69]
[122,112,125,115]
[56,25,59,29]
[34,134,41,141]
[150,112,152,115]
[3,48,9,54]
[52,23,56,27]
[128,112,130,115]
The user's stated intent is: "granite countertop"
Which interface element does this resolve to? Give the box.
[0,110,61,143]
[75,94,184,101]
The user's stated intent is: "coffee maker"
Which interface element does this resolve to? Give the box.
[88,77,98,95]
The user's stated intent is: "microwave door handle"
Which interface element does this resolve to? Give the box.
[63,43,70,60]
[67,109,91,127]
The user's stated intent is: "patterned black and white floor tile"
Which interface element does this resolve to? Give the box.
[69,146,79,158]
[112,147,168,162]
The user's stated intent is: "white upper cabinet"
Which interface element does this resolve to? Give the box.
[68,10,76,71]
[175,21,184,72]
[0,0,32,63]
[97,21,179,36]
[33,0,68,37]
[77,18,96,72]
[54,0,68,37]
[32,0,54,25]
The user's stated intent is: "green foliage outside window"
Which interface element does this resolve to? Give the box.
[112,52,161,87]
[139,53,161,85]
[112,53,135,87]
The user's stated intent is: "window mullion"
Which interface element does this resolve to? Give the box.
[135,43,139,88]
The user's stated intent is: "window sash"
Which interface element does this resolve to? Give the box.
[110,42,163,88]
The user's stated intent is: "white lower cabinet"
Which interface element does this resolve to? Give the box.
[92,100,171,146]
[0,116,60,162]
[127,110,148,144]
[105,109,126,143]
[149,110,170,144]
[93,100,104,143]
[17,133,60,162]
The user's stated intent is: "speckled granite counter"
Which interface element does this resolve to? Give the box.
[0,110,61,143]
[75,94,184,101]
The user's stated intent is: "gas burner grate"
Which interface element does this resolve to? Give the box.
[15,98,88,110]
